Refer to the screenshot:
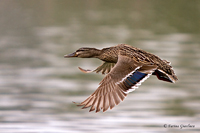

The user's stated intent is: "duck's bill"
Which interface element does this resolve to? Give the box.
[64,52,77,58]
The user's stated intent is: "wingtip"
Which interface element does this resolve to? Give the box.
[89,108,95,112]
[72,101,82,106]
[78,67,93,73]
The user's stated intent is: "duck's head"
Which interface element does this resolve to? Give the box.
[64,47,100,58]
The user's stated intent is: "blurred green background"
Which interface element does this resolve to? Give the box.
[0,0,200,132]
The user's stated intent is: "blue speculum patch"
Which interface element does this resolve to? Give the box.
[125,71,147,87]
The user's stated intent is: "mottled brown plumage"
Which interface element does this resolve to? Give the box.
[64,44,178,112]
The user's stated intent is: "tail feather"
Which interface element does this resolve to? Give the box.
[154,69,178,83]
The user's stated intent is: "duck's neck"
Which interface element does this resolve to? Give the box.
[91,48,102,58]
[96,48,118,63]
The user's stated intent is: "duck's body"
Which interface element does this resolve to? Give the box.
[65,44,178,112]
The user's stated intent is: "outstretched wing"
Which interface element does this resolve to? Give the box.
[78,55,157,112]
[78,62,116,74]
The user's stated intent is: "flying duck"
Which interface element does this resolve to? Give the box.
[64,44,178,112]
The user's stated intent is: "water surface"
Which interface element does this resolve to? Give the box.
[0,1,200,133]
